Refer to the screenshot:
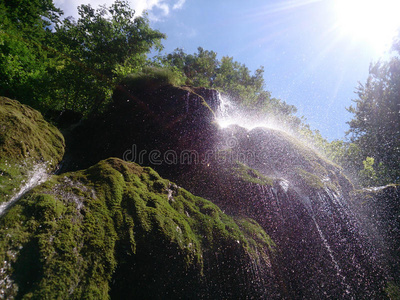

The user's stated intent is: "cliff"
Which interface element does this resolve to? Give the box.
[0,82,398,298]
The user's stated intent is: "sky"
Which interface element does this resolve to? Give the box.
[54,0,400,141]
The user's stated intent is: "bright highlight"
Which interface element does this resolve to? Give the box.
[335,0,400,53]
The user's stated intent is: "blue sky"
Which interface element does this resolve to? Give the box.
[55,0,397,140]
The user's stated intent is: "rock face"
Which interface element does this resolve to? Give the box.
[0,158,279,299]
[0,85,397,298]
[62,85,220,173]
[0,97,65,203]
[180,126,388,299]
[352,185,400,295]
[58,83,392,298]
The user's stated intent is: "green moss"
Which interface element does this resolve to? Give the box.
[0,97,65,163]
[119,67,184,94]
[296,168,325,190]
[0,159,25,201]
[234,217,276,266]
[232,161,274,186]
[235,217,275,251]
[0,158,275,298]
[0,97,65,203]
[180,86,217,118]
[385,281,400,299]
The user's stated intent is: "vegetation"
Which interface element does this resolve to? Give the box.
[158,47,302,127]
[231,161,274,186]
[0,0,302,129]
[0,97,64,162]
[2,0,400,187]
[117,66,186,94]
[296,169,325,190]
[157,45,400,187]
[304,35,400,187]
[351,185,400,299]
[0,0,61,110]
[0,158,275,298]
[0,97,65,202]
[346,43,400,185]
[0,0,165,114]
[386,282,400,300]
[1,0,400,297]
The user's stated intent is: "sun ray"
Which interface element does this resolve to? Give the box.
[334,0,400,54]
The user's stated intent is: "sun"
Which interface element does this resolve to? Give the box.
[334,0,400,53]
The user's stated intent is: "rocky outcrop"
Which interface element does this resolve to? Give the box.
[351,185,400,296]
[0,158,279,299]
[61,85,220,173]
[56,82,390,298]
[172,126,386,299]
[0,85,397,299]
[0,97,65,203]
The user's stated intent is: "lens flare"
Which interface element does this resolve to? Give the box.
[335,0,400,53]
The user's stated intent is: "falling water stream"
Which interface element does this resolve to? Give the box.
[215,92,284,131]
[0,164,48,217]
[213,93,384,298]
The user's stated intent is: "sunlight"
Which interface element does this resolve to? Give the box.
[215,93,286,133]
[335,0,400,53]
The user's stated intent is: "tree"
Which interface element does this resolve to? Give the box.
[0,0,166,114]
[359,157,379,186]
[0,0,62,109]
[0,0,62,32]
[347,52,400,184]
[161,47,300,128]
[163,47,218,87]
[52,0,166,113]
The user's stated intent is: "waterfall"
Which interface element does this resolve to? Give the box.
[210,94,387,298]
[215,92,237,128]
[0,163,48,217]
[249,179,383,298]
[311,214,352,295]
[215,93,284,132]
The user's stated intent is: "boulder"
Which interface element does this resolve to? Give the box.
[0,158,279,299]
[0,97,65,203]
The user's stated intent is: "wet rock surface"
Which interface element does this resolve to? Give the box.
[0,158,279,299]
[0,88,398,298]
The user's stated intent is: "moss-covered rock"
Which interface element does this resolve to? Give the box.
[113,67,185,97]
[165,125,387,299]
[48,82,383,298]
[0,158,278,299]
[0,97,65,203]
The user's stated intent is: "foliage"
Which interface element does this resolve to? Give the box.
[0,0,62,30]
[164,47,218,87]
[301,134,385,187]
[1,0,301,132]
[3,0,398,189]
[159,47,301,127]
[52,0,166,113]
[347,42,400,185]
[359,156,378,186]
[0,0,165,115]
[117,66,186,93]
[0,0,59,109]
